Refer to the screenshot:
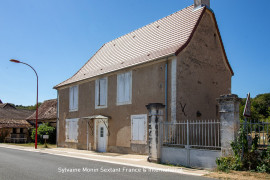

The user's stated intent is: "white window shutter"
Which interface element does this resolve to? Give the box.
[105,78,107,105]
[118,74,124,103]
[69,121,73,140]
[66,120,69,140]
[74,120,78,141]
[74,86,78,110]
[138,120,145,141]
[69,87,73,110]
[132,118,139,140]
[99,78,106,106]
[95,80,99,107]
[124,72,131,102]
[65,119,79,141]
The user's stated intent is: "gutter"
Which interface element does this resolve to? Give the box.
[54,54,175,90]
[165,58,168,122]
[56,91,59,146]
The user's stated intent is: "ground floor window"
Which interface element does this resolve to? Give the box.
[131,114,147,144]
[65,118,79,142]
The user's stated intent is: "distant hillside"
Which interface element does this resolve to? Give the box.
[13,103,42,110]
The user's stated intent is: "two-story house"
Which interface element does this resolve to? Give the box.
[54,0,233,154]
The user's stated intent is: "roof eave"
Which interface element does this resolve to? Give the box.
[54,53,175,89]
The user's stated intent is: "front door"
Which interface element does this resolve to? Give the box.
[97,123,107,152]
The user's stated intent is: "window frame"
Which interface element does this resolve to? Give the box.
[65,118,79,142]
[95,77,108,109]
[116,71,132,105]
[69,85,78,112]
[131,114,147,144]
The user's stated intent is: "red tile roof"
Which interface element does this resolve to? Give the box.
[54,5,212,88]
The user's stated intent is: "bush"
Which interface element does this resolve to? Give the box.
[216,127,270,173]
[31,123,56,144]
[216,156,241,172]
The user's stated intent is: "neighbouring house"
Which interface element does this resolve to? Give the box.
[54,0,233,154]
[26,99,57,128]
[0,102,33,143]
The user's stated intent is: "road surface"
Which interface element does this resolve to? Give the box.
[0,147,212,180]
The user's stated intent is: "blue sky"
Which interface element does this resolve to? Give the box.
[0,0,269,105]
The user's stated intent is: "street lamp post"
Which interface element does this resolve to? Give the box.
[10,59,39,149]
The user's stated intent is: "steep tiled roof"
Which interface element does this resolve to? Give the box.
[55,5,206,88]
[26,99,57,121]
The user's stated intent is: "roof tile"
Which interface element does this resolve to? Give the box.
[55,5,204,88]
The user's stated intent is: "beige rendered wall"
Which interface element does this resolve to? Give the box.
[176,10,232,121]
[57,60,168,153]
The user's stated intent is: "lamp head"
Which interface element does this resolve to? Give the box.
[10,59,21,63]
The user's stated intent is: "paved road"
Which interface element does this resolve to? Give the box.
[0,147,212,180]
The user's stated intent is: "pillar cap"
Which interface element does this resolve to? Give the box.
[146,103,165,110]
[217,94,241,103]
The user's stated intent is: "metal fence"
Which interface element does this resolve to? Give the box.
[161,120,220,150]
[241,120,270,148]
[4,137,27,143]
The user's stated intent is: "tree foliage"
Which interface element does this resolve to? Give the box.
[31,123,56,144]
[239,93,270,122]
[15,103,42,110]
[216,127,270,173]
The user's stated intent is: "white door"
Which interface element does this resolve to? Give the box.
[97,123,107,152]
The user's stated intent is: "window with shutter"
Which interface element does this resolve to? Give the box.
[69,85,78,111]
[117,71,132,105]
[95,77,107,109]
[65,118,79,142]
[131,114,147,144]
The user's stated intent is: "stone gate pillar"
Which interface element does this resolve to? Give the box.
[146,103,165,163]
[217,94,241,156]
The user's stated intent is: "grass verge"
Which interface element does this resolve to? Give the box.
[205,170,270,180]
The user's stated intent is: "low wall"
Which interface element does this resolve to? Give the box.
[161,147,221,169]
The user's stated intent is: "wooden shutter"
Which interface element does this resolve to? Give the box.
[95,80,99,107]
[99,78,106,106]
[138,119,145,141]
[69,87,74,110]
[69,120,74,140]
[131,115,147,142]
[69,86,78,111]
[132,118,139,140]
[73,119,78,141]
[124,72,131,102]
[66,120,70,140]
[118,74,125,103]
[73,86,78,110]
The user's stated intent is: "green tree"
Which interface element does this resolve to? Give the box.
[31,123,56,144]
[15,103,42,110]
[239,93,270,122]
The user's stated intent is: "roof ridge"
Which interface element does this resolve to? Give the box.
[43,99,57,102]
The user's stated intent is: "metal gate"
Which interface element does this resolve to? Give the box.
[160,120,221,166]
